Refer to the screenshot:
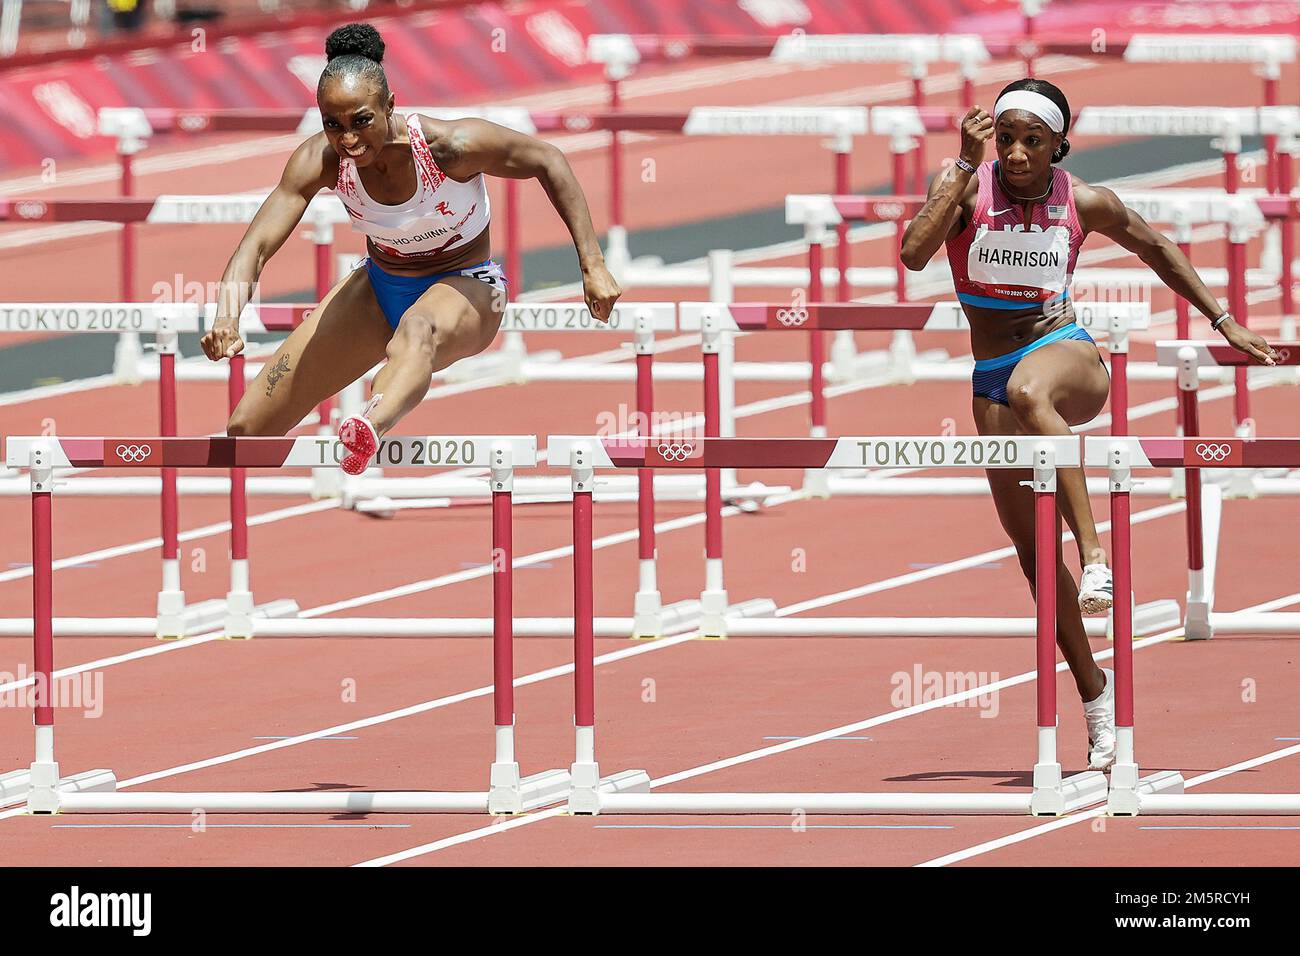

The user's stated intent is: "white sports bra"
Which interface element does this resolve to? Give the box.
[333,113,491,259]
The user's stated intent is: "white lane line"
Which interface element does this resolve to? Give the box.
[0,499,338,585]
[353,808,571,867]
[917,742,1300,868]
[778,500,1186,616]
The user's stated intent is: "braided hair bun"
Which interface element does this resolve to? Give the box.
[325,23,385,62]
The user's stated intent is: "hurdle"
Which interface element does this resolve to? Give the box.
[0,193,349,405]
[0,301,298,640]
[2,434,624,814]
[1095,436,1300,815]
[549,434,1119,815]
[669,301,1181,638]
[588,33,986,220]
[1156,342,1300,640]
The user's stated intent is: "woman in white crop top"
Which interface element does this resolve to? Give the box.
[202,22,620,475]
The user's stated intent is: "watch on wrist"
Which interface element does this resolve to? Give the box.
[953,157,976,175]
[1211,312,1232,331]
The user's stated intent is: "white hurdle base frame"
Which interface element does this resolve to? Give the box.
[577,770,1109,816]
[48,774,574,815]
[0,767,117,810]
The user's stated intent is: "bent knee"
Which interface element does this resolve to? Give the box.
[1006,381,1054,422]
[386,314,440,361]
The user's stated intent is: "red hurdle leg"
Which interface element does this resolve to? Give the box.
[1029,445,1065,816]
[700,341,728,636]
[807,239,827,438]
[313,229,334,435]
[1281,148,1296,339]
[226,353,253,638]
[1228,235,1250,433]
[1110,349,1128,437]
[568,442,602,812]
[1106,445,1142,815]
[157,338,184,638]
[632,336,661,638]
[1177,349,1212,641]
[1175,238,1193,432]
[492,489,514,731]
[1034,488,1057,738]
[28,455,59,813]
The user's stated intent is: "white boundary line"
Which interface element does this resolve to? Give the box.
[918,741,1300,868]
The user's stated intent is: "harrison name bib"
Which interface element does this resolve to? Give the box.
[967,225,1071,293]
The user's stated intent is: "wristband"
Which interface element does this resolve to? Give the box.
[953,157,976,175]
[1211,312,1232,331]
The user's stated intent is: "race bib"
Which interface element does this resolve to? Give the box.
[967,226,1070,293]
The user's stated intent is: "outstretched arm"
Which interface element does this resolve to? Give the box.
[429,117,621,321]
[1079,183,1279,365]
[203,137,331,360]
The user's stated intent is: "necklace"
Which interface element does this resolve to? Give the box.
[998,166,1052,203]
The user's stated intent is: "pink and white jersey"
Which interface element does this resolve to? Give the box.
[334,113,491,259]
[945,162,1084,310]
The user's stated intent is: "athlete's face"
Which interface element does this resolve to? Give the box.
[995,111,1062,189]
[318,77,393,167]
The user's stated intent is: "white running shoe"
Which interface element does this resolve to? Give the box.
[1084,667,1116,771]
[1078,563,1114,615]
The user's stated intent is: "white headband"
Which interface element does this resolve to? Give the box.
[994,90,1066,134]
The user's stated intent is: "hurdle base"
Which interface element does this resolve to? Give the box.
[631,589,664,640]
[488,766,572,815]
[52,790,506,813]
[698,588,729,640]
[1108,598,1182,642]
[311,466,344,501]
[594,791,1043,815]
[1184,597,1214,641]
[567,765,652,815]
[224,590,256,640]
[155,588,189,640]
[1107,767,1185,816]
[802,468,830,499]
[1,767,117,810]
[1031,766,1108,817]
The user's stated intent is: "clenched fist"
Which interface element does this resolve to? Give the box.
[201,320,245,361]
[959,106,995,168]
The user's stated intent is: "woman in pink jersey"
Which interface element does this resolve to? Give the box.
[901,77,1277,770]
[200,23,620,474]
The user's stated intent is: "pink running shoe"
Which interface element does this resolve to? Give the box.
[337,395,382,476]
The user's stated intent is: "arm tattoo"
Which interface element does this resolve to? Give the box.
[264,354,292,397]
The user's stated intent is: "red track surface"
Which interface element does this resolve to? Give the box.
[1,52,1298,866]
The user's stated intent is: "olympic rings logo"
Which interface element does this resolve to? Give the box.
[564,116,593,132]
[14,200,47,219]
[1194,442,1232,462]
[873,202,905,221]
[115,443,153,463]
[656,441,695,462]
[776,307,809,327]
[178,114,210,132]
[1275,347,1291,363]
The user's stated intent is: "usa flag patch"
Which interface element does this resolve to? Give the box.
[1048,205,1067,220]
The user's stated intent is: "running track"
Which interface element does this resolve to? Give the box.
[0,51,1298,866]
